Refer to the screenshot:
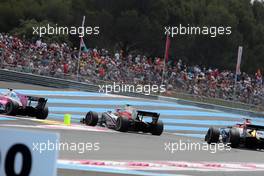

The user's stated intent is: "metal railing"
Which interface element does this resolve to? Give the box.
[0,66,158,100]
[161,91,264,112]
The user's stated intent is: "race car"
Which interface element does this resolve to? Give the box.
[80,105,164,135]
[205,119,264,149]
[0,89,49,119]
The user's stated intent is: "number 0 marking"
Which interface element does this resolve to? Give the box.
[5,144,32,176]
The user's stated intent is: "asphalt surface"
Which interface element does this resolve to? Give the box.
[1,81,264,176]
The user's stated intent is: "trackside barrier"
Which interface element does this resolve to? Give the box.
[0,69,158,100]
[0,69,98,91]
[158,96,264,118]
[0,69,263,117]
[167,91,264,112]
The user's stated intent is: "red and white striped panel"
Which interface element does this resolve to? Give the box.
[0,123,115,133]
[40,124,115,132]
[58,159,264,172]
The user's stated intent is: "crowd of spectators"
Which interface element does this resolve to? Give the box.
[0,33,263,105]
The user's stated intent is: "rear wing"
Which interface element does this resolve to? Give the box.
[28,96,48,109]
[136,110,160,123]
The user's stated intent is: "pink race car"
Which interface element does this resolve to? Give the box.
[0,89,49,119]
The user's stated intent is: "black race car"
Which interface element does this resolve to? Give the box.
[80,105,164,135]
[205,119,264,149]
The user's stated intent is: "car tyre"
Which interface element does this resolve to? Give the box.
[245,138,257,149]
[4,101,18,115]
[228,128,240,148]
[151,120,164,136]
[85,111,98,126]
[36,106,49,120]
[205,127,220,144]
[115,117,129,132]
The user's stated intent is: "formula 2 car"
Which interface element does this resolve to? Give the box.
[80,105,164,135]
[0,89,49,119]
[205,119,264,149]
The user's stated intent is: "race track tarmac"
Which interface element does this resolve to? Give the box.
[1,81,264,176]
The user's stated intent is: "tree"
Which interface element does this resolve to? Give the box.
[0,0,263,73]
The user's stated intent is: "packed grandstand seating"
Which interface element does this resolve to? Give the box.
[0,33,263,105]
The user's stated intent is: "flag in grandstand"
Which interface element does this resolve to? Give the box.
[80,37,88,52]
[236,46,243,75]
[164,34,171,62]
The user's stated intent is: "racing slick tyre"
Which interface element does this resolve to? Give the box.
[245,138,257,149]
[36,106,49,120]
[84,111,98,126]
[151,120,164,136]
[4,101,18,115]
[228,128,240,148]
[115,117,129,132]
[205,127,220,144]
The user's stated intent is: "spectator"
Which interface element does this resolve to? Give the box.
[0,33,263,106]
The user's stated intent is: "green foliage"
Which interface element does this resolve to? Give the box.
[0,0,263,73]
